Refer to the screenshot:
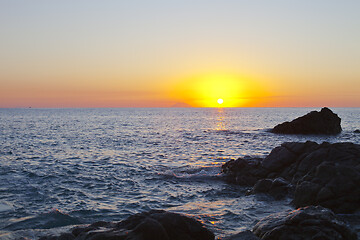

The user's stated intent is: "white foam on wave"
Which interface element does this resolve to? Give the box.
[0,225,80,240]
[0,202,12,212]
[4,209,82,231]
[160,166,221,180]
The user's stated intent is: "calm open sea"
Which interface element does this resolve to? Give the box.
[0,108,359,239]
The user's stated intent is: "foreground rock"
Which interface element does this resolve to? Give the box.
[222,141,360,213]
[271,107,342,135]
[223,230,260,240]
[40,210,215,240]
[253,206,357,240]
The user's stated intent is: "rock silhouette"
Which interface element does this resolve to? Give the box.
[222,141,360,213]
[253,206,357,240]
[223,230,260,240]
[271,107,342,135]
[39,210,215,240]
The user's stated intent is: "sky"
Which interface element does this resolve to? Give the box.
[0,0,359,108]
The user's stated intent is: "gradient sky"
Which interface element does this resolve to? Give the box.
[1,0,359,107]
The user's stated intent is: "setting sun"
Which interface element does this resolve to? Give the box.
[171,73,270,107]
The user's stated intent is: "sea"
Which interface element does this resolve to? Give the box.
[0,108,359,239]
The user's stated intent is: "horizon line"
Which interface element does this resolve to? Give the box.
[1,106,360,109]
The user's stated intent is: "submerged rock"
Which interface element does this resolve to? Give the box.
[354,129,360,133]
[222,141,360,213]
[271,107,342,135]
[253,206,357,240]
[39,210,215,240]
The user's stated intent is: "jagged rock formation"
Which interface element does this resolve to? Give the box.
[222,141,360,213]
[253,206,357,240]
[271,107,342,135]
[39,210,215,240]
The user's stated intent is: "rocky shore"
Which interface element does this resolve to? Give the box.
[39,210,215,240]
[38,108,359,240]
[252,206,357,240]
[38,207,358,240]
[222,141,360,214]
[38,141,360,239]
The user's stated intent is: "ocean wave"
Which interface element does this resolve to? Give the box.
[1,108,359,238]
[4,209,81,231]
[157,166,222,180]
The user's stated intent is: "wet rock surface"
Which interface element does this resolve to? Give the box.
[223,230,260,240]
[39,210,215,240]
[36,208,358,240]
[271,107,342,135]
[222,141,360,213]
[250,177,290,199]
[252,206,357,240]
[221,156,264,186]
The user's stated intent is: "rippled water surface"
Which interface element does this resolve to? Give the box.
[0,108,359,238]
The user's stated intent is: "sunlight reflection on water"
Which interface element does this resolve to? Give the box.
[216,108,226,131]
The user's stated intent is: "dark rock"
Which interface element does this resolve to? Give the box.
[223,230,260,240]
[251,178,290,199]
[271,107,342,135]
[40,210,215,240]
[261,145,297,171]
[293,181,321,207]
[267,178,290,199]
[57,233,75,240]
[39,233,75,240]
[221,157,266,186]
[252,179,273,193]
[354,129,360,133]
[253,206,357,240]
[222,141,360,213]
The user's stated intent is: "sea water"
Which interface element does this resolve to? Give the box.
[0,108,359,239]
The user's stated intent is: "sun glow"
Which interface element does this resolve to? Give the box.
[171,74,245,107]
[170,72,270,107]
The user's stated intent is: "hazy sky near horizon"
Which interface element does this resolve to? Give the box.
[1,1,359,107]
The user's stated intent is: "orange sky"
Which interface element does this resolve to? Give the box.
[1,1,359,108]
